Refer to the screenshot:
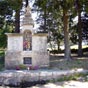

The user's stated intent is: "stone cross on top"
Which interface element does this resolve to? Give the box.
[22,5,34,25]
[25,5,31,15]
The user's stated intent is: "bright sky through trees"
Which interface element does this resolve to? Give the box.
[28,0,39,31]
[20,0,39,31]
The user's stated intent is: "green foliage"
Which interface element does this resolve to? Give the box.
[0,23,13,48]
[56,73,88,82]
[0,50,4,57]
[33,0,88,57]
[6,0,23,33]
[0,0,13,48]
[0,33,7,48]
[47,72,88,83]
[0,0,13,28]
[18,64,27,70]
[0,54,4,71]
[0,0,12,15]
[7,0,22,11]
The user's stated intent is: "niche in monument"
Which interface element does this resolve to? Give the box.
[23,30,32,51]
[23,57,32,64]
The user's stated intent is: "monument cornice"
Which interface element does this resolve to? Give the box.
[33,33,48,36]
[5,33,23,36]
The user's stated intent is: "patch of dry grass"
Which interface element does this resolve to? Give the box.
[50,55,88,70]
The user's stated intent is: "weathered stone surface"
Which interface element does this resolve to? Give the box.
[5,51,22,69]
[32,34,47,52]
[6,33,23,51]
[0,69,87,86]
[32,51,49,67]
[5,33,49,69]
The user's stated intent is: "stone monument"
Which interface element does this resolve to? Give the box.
[5,6,49,69]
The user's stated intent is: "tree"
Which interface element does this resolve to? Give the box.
[82,12,88,42]
[33,0,75,60]
[33,0,63,49]
[74,0,88,56]
[7,0,31,33]
[0,0,13,48]
[25,0,29,7]
[33,0,49,32]
[75,0,83,56]
[7,0,23,33]
[51,0,74,60]
[61,0,74,59]
[0,0,13,28]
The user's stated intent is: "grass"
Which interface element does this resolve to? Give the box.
[0,50,4,71]
[50,55,88,70]
[0,58,4,71]
[58,73,88,82]
[0,50,4,56]
[48,72,88,83]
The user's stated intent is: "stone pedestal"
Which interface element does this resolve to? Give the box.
[5,51,22,69]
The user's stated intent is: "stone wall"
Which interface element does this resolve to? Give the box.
[32,33,48,52]
[32,51,49,67]
[32,33,49,67]
[5,33,49,69]
[6,33,23,51]
[0,70,87,86]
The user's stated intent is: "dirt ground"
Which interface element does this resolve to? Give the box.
[50,54,88,70]
[30,54,88,88]
[31,81,88,88]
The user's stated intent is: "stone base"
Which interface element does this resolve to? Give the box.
[32,51,49,67]
[5,51,22,69]
[5,51,49,69]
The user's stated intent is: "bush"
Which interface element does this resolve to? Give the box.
[16,64,27,70]
[50,49,64,54]
[71,49,77,53]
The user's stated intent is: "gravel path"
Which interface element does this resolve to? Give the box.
[31,81,88,88]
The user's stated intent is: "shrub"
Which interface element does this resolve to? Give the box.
[19,64,27,70]
[16,64,27,70]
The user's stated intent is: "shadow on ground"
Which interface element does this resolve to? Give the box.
[50,53,88,70]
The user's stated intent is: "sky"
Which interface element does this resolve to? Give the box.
[28,0,39,30]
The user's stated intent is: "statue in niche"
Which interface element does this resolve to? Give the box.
[23,31,32,50]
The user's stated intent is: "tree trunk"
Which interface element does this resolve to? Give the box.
[44,6,47,32]
[57,40,60,51]
[25,0,28,7]
[78,10,82,56]
[14,10,20,33]
[63,10,71,60]
[77,0,83,56]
